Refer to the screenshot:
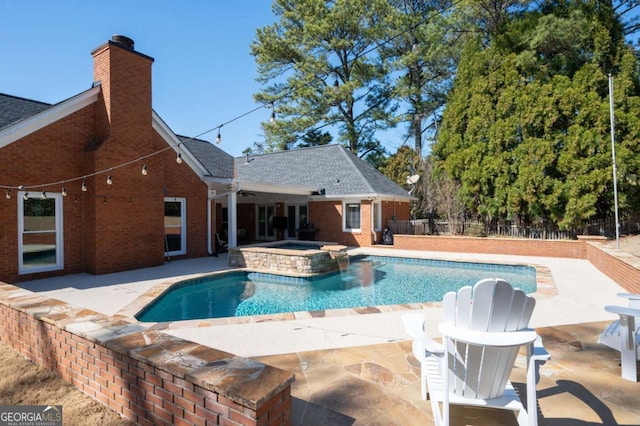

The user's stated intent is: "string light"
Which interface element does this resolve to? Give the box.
[141,163,148,176]
[23,192,29,201]
[270,102,276,123]
[41,191,47,199]
[106,170,113,185]
[1,4,455,196]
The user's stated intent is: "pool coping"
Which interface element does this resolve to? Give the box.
[114,250,558,331]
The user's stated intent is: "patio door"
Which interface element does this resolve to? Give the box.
[257,205,276,241]
[286,205,308,239]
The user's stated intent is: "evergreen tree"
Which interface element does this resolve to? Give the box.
[433,0,640,230]
[251,0,397,163]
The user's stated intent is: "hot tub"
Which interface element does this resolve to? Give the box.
[227,241,347,275]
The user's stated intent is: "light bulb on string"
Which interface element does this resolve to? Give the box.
[176,151,183,164]
[106,170,113,185]
[270,103,276,123]
[141,163,148,175]
[41,191,47,199]
[23,191,29,201]
[81,178,87,192]
[5,189,11,199]
[62,186,67,197]
[215,126,222,144]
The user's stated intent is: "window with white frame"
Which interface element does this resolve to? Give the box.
[19,192,63,274]
[164,197,186,256]
[343,202,361,231]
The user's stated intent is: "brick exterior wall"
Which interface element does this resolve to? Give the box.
[0,286,293,426]
[310,199,410,247]
[0,104,97,281]
[0,39,212,282]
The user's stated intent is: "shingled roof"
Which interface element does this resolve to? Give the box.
[0,92,410,200]
[178,135,234,179]
[234,144,412,199]
[0,93,51,130]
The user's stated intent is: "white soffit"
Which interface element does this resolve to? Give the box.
[238,181,317,195]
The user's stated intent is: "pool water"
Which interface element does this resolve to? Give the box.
[136,255,537,322]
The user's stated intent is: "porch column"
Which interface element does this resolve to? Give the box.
[228,191,238,247]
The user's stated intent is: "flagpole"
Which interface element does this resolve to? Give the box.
[609,74,620,250]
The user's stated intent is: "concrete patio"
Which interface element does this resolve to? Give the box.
[14,249,640,425]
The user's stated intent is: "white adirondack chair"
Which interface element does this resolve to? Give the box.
[402,278,549,426]
[598,293,640,382]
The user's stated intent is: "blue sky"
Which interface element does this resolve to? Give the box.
[0,1,280,157]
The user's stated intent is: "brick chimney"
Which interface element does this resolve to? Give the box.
[86,36,162,275]
[91,35,154,151]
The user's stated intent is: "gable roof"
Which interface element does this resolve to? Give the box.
[178,136,234,179]
[0,93,52,131]
[0,88,101,149]
[0,92,410,200]
[234,144,412,199]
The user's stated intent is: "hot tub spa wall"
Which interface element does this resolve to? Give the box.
[228,246,344,274]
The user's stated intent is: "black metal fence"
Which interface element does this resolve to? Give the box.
[387,218,640,240]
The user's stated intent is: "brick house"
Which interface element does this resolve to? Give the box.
[0,36,412,283]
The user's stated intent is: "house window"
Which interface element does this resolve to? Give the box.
[164,198,186,256]
[373,201,381,232]
[343,202,361,231]
[19,192,63,274]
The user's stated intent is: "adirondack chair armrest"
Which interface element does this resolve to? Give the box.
[530,334,550,362]
[413,334,444,356]
[604,305,640,318]
[402,313,444,358]
[617,293,640,301]
[402,313,426,339]
[439,323,538,347]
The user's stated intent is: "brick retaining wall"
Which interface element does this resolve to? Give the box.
[585,242,640,294]
[392,234,586,258]
[390,234,640,294]
[0,285,293,426]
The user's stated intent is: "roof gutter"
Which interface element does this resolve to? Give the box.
[310,193,416,202]
[234,180,317,196]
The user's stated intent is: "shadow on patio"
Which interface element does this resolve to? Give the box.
[254,320,640,425]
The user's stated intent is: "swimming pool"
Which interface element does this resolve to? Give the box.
[135,255,537,322]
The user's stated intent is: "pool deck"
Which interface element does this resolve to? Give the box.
[15,248,640,425]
